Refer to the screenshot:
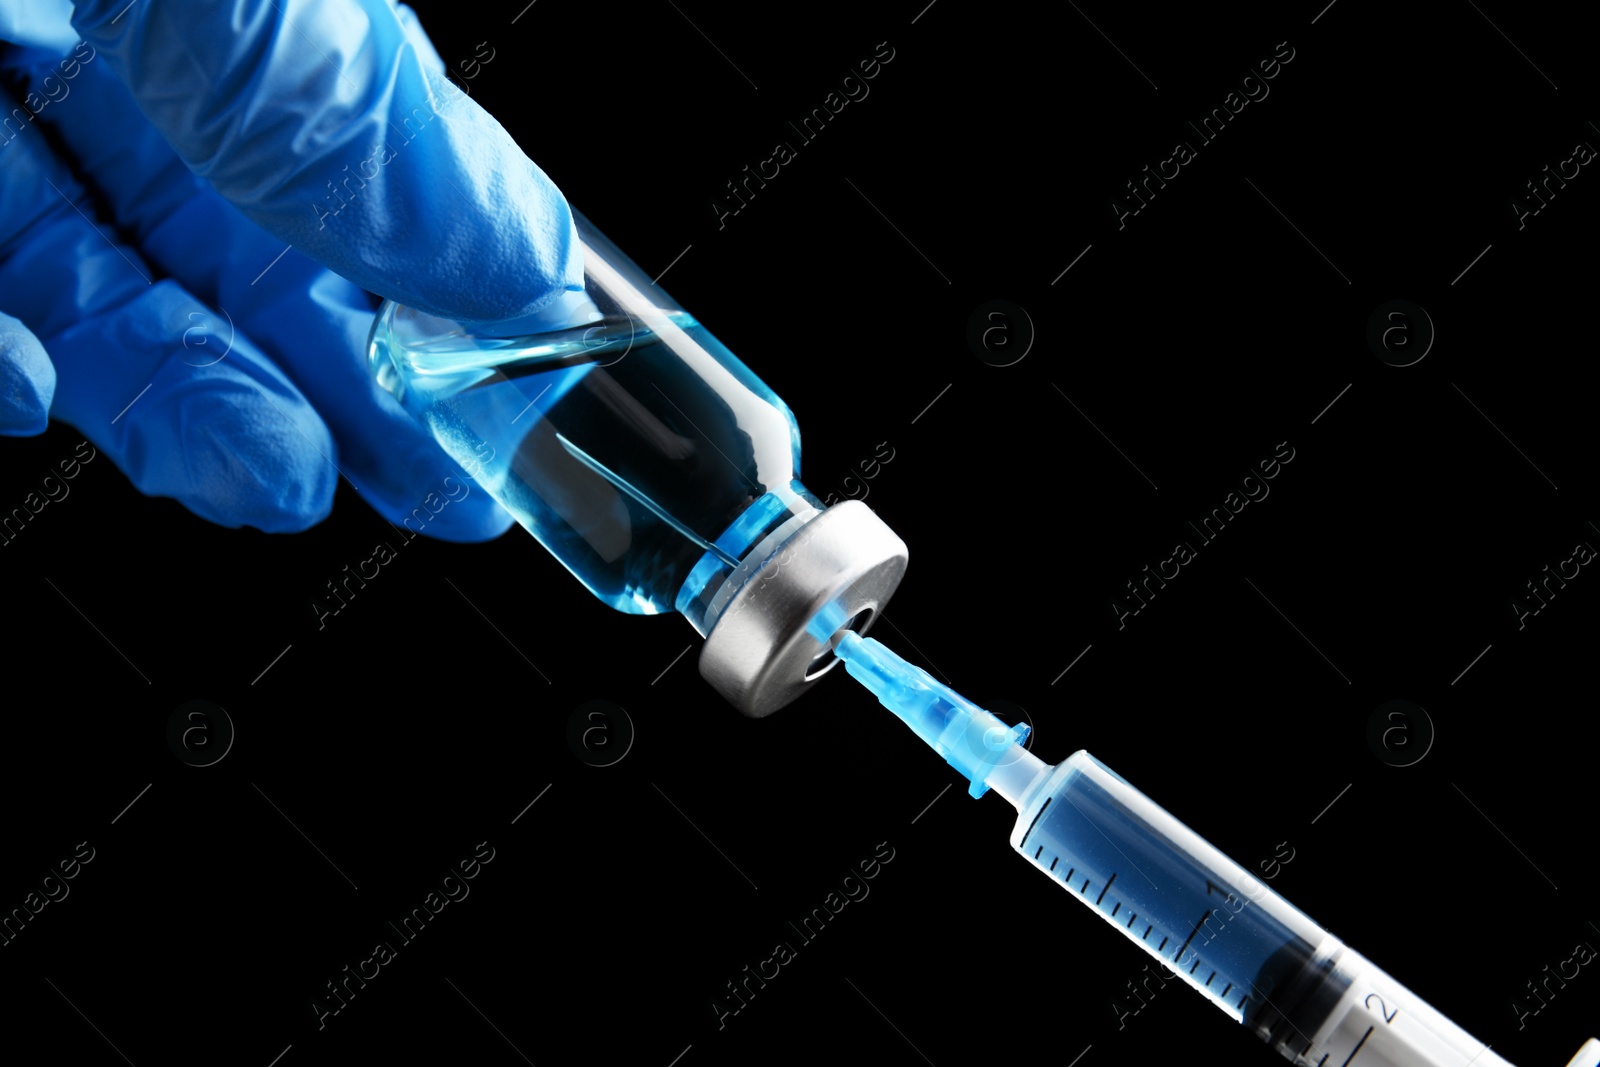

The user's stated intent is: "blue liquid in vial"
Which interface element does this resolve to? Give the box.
[371,306,817,618]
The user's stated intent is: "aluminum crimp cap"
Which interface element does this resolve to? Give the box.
[698,500,908,717]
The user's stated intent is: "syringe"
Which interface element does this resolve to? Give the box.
[834,631,1598,1067]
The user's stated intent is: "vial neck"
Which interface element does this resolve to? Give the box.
[675,483,824,637]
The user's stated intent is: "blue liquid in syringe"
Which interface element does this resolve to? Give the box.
[372,309,809,616]
[1013,756,1328,1028]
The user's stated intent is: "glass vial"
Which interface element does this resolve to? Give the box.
[368,208,906,715]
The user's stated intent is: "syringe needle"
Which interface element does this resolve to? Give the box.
[834,631,1030,798]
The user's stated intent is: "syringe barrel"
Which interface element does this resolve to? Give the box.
[1296,948,1517,1067]
[1011,752,1510,1067]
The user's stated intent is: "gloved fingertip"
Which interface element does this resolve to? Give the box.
[388,488,516,543]
[125,374,339,534]
[0,313,57,436]
[363,441,515,544]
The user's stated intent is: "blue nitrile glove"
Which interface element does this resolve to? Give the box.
[0,0,584,536]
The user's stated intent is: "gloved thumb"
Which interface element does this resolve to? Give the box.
[69,0,584,327]
[0,311,56,436]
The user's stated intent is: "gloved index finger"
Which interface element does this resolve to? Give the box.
[69,0,584,327]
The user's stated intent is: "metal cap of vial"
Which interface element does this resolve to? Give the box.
[698,501,908,717]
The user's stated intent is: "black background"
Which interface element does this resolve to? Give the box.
[2,2,1598,1066]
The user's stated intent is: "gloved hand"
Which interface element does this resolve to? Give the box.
[0,0,584,537]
